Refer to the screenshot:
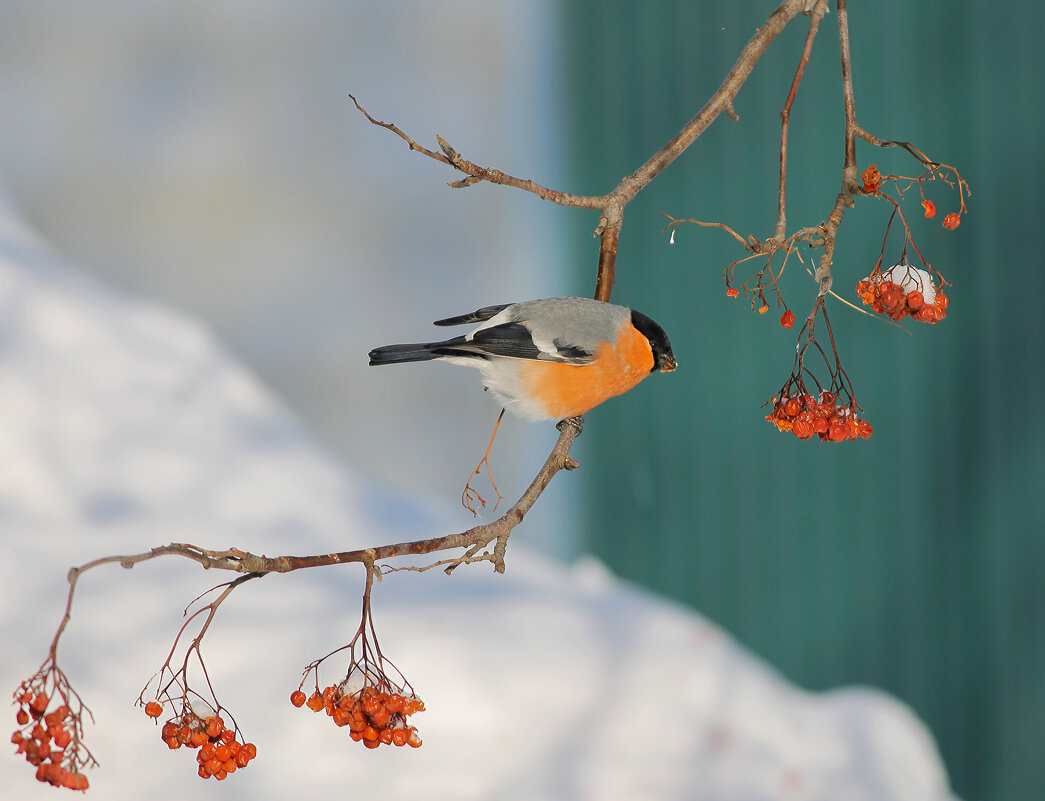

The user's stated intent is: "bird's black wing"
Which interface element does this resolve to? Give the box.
[432,304,514,327]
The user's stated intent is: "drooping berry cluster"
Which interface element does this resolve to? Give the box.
[292,676,424,749]
[11,674,93,791]
[765,390,872,441]
[856,261,949,324]
[152,705,256,781]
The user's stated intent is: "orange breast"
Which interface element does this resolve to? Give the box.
[519,322,654,420]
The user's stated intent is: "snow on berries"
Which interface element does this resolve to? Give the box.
[295,673,424,750]
[765,389,872,441]
[856,261,949,324]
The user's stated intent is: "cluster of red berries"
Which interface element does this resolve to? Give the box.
[766,390,873,441]
[856,263,948,324]
[150,703,256,781]
[11,687,89,791]
[292,682,423,749]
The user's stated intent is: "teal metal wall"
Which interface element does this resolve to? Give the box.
[563,3,1043,800]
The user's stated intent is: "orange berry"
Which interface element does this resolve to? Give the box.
[215,744,231,762]
[726,287,739,298]
[306,692,325,713]
[53,729,71,749]
[858,420,873,439]
[829,420,848,442]
[215,770,228,781]
[333,708,352,727]
[392,728,409,747]
[921,199,936,218]
[879,289,901,311]
[16,709,29,726]
[758,304,769,315]
[861,164,881,193]
[30,693,48,714]
[363,725,379,742]
[914,305,935,323]
[363,737,381,749]
[783,396,801,418]
[935,293,949,310]
[205,757,222,775]
[370,705,391,728]
[363,696,381,716]
[223,758,237,773]
[403,698,425,715]
[191,731,209,748]
[386,694,405,713]
[245,742,257,760]
[348,729,363,742]
[165,737,181,750]
[290,690,307,708]
[781,309,795,329]
[235,749,250,768]
[198,765,210,780]
[906,290,924,310]
[144,701,163,718]
[407,729,423,748]
[792,417,814,439]
[943,212,960,230]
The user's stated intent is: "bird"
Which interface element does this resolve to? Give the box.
[368,297,677,422]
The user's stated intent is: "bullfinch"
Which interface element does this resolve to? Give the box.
[368,297,676,421]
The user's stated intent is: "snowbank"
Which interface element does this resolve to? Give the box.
[0,204,957,800]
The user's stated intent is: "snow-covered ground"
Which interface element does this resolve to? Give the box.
[0,203,958,800]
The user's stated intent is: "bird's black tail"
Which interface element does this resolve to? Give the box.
[368,335,471,366]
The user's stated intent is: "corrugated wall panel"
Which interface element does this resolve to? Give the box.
[562,3,1044,800]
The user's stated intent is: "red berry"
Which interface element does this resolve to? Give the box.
[30,693,48,714]
[792,417,814,439]
[781,309,796,329]
[306,692,325,712]
[290,690,307,708]
[145,701,163,718]
[829,420,849,442]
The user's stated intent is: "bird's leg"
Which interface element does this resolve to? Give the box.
[461,408,506,516]
[556,415,584,434]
